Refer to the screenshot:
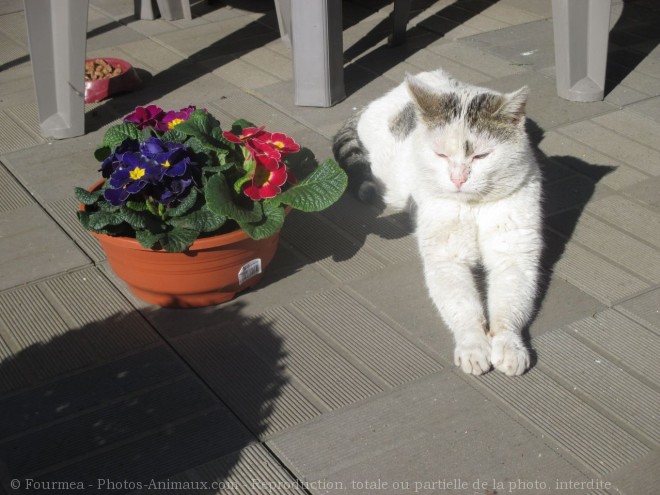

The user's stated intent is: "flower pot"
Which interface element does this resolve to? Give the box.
[83,182,281,308]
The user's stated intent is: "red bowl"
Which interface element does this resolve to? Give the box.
[84,58,142,103]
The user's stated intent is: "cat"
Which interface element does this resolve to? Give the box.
[333,69,542,376]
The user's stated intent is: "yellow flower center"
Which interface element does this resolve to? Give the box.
[168,118,184,129]
[129,166,146,180]
[273,141,284,148]
[162,160,171,168]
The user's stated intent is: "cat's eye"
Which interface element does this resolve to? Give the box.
[436,152,447,158]
[473,152,490,160]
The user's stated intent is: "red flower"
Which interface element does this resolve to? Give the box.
[223,128,300,161]
[265,132,300,154]
[123,105,165,130]
[222,126,267,145]
[250,138,282,160]
[243,158,288,200]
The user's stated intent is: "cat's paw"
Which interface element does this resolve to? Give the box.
[454,337,492,375]
[490,332,530,376]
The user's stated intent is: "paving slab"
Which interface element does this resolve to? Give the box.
[548,211,660,283]
[1,142,104,204]
[538,130,650,191]
[129,443,307,495]
[152,16,278,61]
[171,322,322,439]
[0,205,91,290]
[252,66,397,139]
[545,229,651,305]
[615,288,660,336]
[477,366,650,477]
[535,330,660,445]
[268,371,602,495]
[565,310,660,387]
[585,194,660,246]
[627,95,660,121]
[428,39,528,79]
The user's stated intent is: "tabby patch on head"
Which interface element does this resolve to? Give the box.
[465,87,529,141]
[389,102,417,140]
[406,77,461,128]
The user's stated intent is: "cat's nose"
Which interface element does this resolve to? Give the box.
[451,177,467,189]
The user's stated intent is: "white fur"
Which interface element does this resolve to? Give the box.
[356,69,542,376]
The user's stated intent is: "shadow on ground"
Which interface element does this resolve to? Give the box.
[605,0,660,96]
[0,302,289,493]
[524,118,614,364]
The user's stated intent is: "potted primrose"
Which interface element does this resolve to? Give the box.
[76,105,347,308]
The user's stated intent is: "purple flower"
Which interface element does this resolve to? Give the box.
[123,105,166,130]
[100,136,197,207]
[140,138,191,177]
[99,139,140,178]
[104,155,163,206]
[154,177,193,205]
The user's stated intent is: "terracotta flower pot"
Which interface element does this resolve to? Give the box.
[82,182,281,308]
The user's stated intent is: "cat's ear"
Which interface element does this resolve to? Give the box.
[405,75,460,127]
[499,86,529,125]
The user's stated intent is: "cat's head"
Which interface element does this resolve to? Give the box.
[406,73,533,202]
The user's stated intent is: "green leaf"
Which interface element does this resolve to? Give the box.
[233,173,253,195]
[167,188,198,217]
[205,174,261,224]
[239,201,285,240]
[126,200,148,211]
[74,187,103,206]
[276,159,347,212]
[102,123,141,148]
[175,110,215,138]
[161,128,186,142]
[119,208,161,231]
[211,127,224,142]
[96,199,120,212]
[94,146,111,162]
[77,210,91,230]
[184,137,206,153]
[158,227,199,253]
[88,210,125,230]
[135,230,161,250]
[169,208,226,233]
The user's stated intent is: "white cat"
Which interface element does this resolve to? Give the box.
[333,69,542,376]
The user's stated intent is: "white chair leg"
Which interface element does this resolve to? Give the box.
[274,0,292,47]
[24,0,89,139]
[290,0,345,107]
[552,0,612,102]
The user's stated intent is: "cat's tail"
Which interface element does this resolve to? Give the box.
[332,113,380,203]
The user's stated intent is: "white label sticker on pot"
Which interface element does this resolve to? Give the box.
[238,258,262,285]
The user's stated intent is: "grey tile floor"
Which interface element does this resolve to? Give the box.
[0,0,659,494]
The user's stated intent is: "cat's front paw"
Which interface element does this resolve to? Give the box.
[454,337,491,375]
[490,332,530,376]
